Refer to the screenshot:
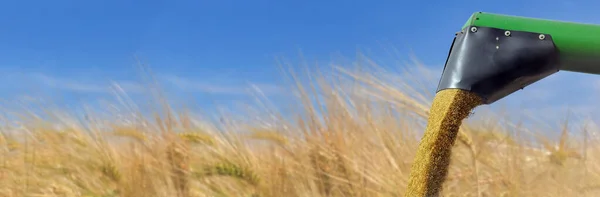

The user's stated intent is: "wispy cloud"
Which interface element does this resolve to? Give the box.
[29,73,112,93]
[158,74,283,96]
[18,73,145,94]
[0,72,283,97]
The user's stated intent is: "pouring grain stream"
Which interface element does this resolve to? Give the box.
[404,89,482,197]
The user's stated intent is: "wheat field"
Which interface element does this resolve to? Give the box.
[0,57,598,197]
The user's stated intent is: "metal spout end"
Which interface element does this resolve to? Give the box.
[437,26,561,104]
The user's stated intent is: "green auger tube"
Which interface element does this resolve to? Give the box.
[437,12,600,104]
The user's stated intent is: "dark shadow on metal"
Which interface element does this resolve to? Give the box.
[437,26,561,104]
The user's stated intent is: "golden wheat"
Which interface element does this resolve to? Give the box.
[0,57,595,197]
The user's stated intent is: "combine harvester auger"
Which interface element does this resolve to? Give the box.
[404,12,600,197]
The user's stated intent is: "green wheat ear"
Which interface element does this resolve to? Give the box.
[0,134,19,151]
[247,128,288,146]
[100,162,121,183]
[112,125,147,142]
[200,162,261,186]
[178,131,215,145]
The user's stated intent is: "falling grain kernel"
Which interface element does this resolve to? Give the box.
[404,89,482,197]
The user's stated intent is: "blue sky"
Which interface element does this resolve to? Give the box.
[1,0,600,128]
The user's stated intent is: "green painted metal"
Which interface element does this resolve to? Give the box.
[462,12,600,75]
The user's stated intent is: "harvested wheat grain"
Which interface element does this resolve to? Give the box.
[404,89,482,197]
